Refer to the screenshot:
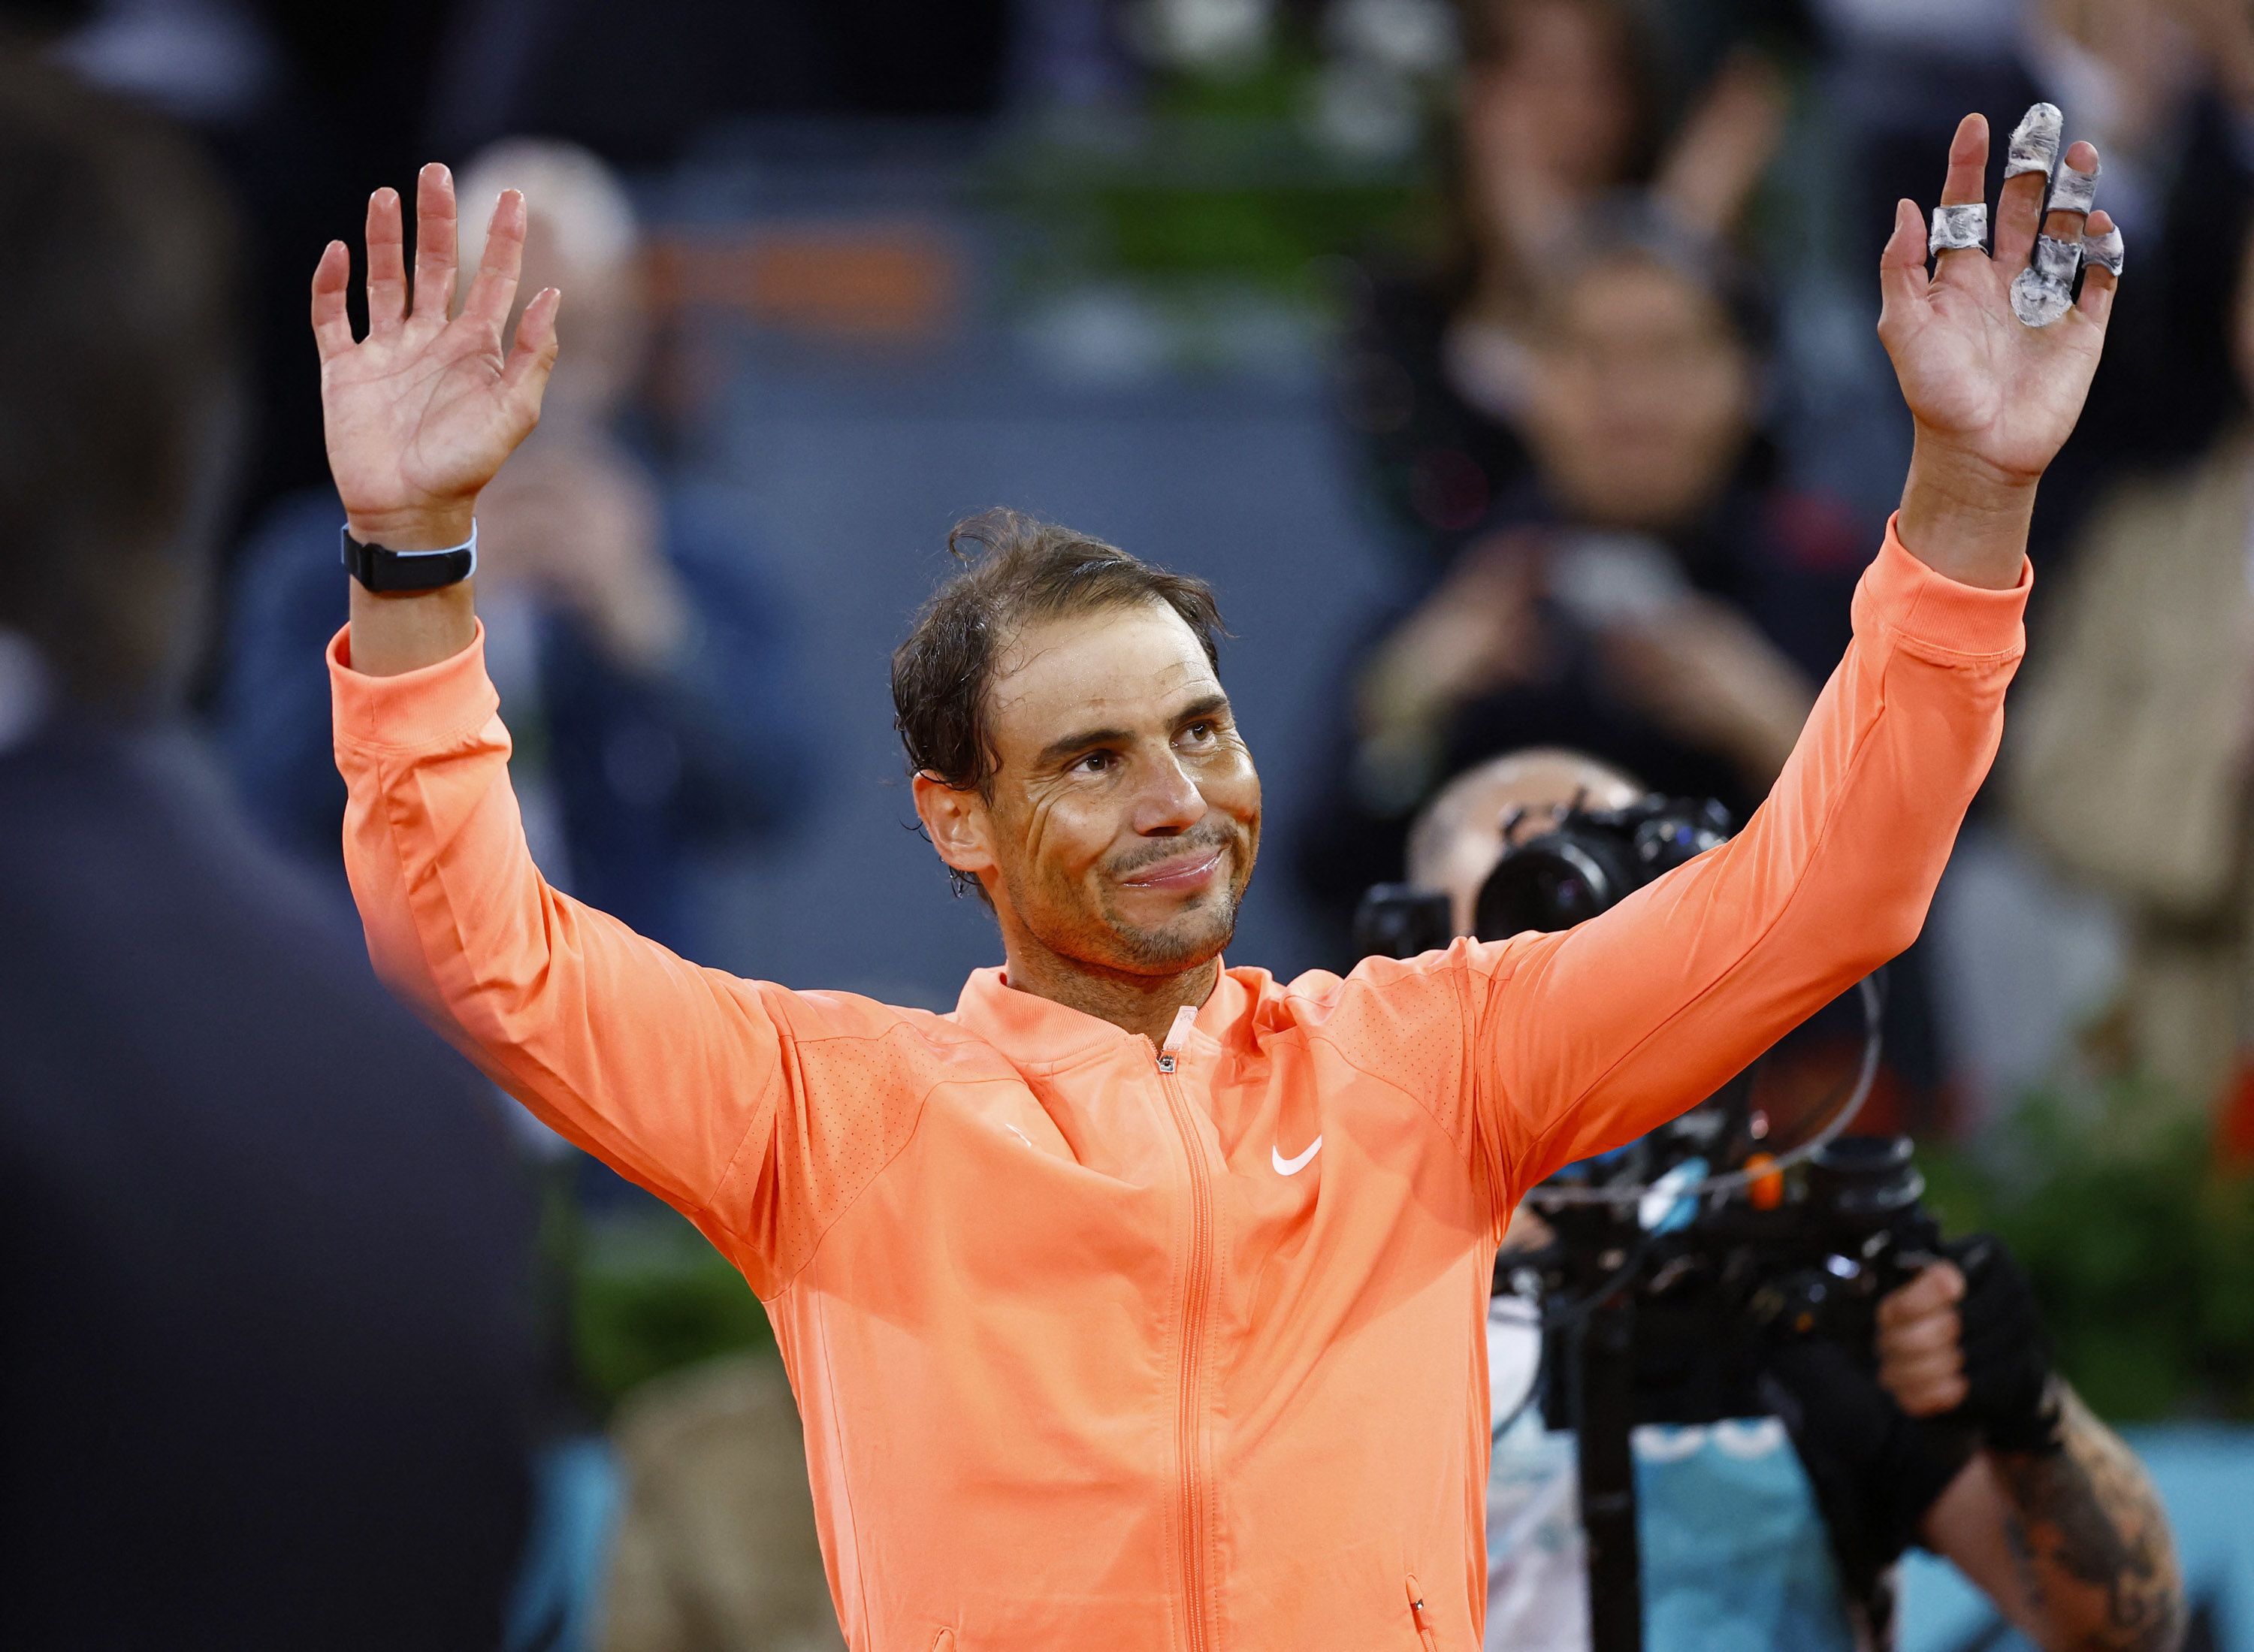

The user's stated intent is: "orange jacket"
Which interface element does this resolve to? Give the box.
[330,522,2025,1652]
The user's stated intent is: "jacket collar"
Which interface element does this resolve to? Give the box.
[950,956,1252,1069]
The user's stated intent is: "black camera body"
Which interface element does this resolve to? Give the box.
[1353,795,1733,961]
[1477,795,1733,938]
[1728,1134,1941,1349]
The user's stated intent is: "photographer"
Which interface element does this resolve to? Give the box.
[1405,753,2182,1652]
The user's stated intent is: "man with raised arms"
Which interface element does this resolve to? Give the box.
[314,110,2125,1650]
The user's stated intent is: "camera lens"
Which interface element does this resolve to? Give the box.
[1475,837,1639,938]
[1805,1135,1923,1232]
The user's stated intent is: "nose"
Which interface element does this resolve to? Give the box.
[1130,748,1205,836]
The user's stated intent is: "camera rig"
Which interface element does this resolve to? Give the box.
[1358,796,1928,1652]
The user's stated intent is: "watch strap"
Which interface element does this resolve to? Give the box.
[340,522,478,593]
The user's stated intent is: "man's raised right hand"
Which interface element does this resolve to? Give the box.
[312,163,561,552]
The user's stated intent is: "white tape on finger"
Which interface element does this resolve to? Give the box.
[2010,233,2083,327]
[2049,163,2098,216]
[2082,225,2125,277]
[2005,103,2063,180]
[1928,204,1988,254]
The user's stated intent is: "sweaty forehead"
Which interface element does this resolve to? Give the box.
[985,602,1219,757]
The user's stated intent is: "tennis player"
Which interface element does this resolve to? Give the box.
[313,113,2114,1650]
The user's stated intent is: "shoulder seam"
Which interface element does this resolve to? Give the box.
[710,1046,962,1297]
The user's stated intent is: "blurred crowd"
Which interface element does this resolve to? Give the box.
[10,0,2254,1647]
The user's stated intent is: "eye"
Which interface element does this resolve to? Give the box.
[1182,720,1215,743]
[1074,750,1115,775]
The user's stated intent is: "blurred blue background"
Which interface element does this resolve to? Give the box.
[11,0,2254,1647]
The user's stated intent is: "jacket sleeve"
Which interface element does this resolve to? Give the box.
[329,623,920,1297]
[1456,518,2026,1204]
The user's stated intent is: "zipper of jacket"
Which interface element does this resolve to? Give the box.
[1406,1577,1439,1650]
[1157,1006,1216,1652]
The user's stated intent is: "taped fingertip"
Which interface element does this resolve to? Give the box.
[2050,162,2099,215]
[2005,101,2062,178]
[2083,225,2126,276]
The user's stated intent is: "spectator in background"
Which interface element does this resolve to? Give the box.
[1304,211,1860,911]
[0,54,539,1649]
[1304,210,1950,1113]
[600,1355,844,1652]
[219,137,814,952]
[1816,0,2254,554]
[1340,0,1787,569]
[2010,216,2254,1143]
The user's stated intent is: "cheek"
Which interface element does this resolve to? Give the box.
[1205,748,1262,827]
[1018,790,1119,888]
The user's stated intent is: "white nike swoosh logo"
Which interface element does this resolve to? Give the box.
[1272,1137,1322,1176]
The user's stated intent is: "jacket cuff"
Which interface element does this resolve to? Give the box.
[328,621,498,752]
[1854,512,2030,661]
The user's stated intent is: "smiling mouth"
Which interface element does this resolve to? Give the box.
[1117,845,1228,892]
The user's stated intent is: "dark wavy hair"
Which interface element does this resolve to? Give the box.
[891,509,1226,895]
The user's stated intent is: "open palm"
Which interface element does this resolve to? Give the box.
[312,165,560,542]
[1878,116,2117,488]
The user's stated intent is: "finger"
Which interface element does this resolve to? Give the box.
[461,188,528,336]
[1875,1306,1962,1360]
[310,239,355,361]
[2078,206,2121,325]
[409,162,458,328]
[1878,198,1929,317]
[1889,1372,1969,1418]
[2010,140,2100,329]
[364,186,407,337]
[2041,140,2101,241]
[1879,1346,1965,1400]
[501,285,563,413]
[1877,1261,1964,1327]
[1995,102,2062,270]
[1931,113,1989,275]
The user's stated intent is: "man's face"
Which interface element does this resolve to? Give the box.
[931,600,1261,976]
[1526,257,1755,533]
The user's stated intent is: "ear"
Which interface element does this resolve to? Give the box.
[912,772,998,885]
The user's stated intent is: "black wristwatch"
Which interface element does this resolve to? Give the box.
[340,522,478,593]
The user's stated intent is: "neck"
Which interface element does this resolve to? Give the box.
[999,938,1220,1046]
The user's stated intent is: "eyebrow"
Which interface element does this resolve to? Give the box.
[1033,693,1232,771]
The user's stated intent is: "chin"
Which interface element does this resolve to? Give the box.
[1106,895,1238,973]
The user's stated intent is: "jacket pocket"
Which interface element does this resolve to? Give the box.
[1406,1575,1440,1651]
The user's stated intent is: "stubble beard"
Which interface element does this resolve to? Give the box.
[1098,877,1243,971]
[1014,827,1255,976]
